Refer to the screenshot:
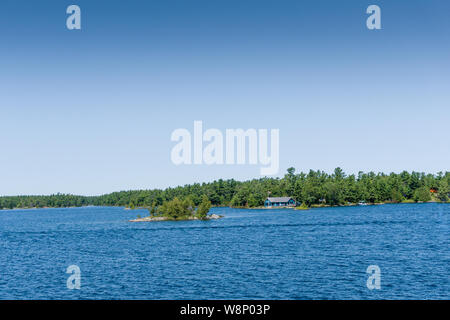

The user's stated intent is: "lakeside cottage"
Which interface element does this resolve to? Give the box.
[264,197,296,208]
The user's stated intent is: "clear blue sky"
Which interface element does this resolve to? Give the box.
[0,0,449,196]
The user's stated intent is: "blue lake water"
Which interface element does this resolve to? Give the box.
[0,203,448,299]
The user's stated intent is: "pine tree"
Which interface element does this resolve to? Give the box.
[197,195,211,219]
[438,179,449,202]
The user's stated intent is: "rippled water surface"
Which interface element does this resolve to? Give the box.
[0,203,448,299]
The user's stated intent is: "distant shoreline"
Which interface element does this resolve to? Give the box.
[226,200,447,210]
[1,201,448,212]
[1,169,449,211]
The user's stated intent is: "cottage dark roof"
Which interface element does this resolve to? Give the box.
[266,197,293,202]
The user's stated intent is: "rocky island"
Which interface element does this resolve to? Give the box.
[130,213,222,222]
[129,195,222,222]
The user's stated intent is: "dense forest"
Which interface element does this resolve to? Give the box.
[0,168,449,210]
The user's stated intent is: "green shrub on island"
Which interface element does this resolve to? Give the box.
[149,201,157,217]
[148,195,212,220]
[197,195,212,219]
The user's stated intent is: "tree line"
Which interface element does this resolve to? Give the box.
[0,168,449,210]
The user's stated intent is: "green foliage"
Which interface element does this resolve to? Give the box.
[413,187,432,202]
[149,201,157,217]
[197,195,212,219]
[1,170,449,210]
[390,189,404,203]
[323,181,344,206]
[157,197,195,219]
[295,202,309,210]
[437,178,449,202]
[149,195,211,220]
